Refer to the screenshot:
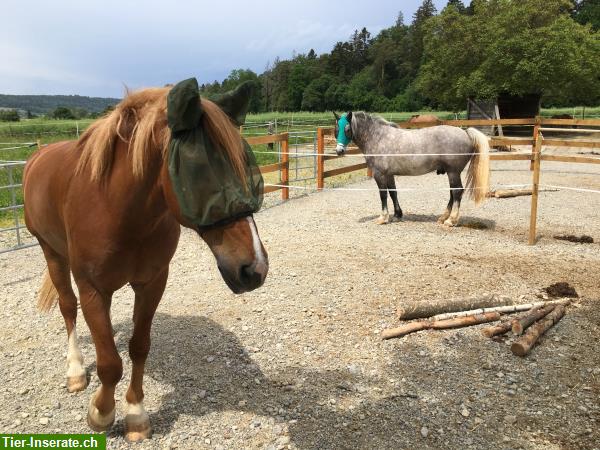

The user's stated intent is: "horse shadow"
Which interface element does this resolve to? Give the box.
[79,311,586,449]
[358,214,495,230]
[102,313,449,449]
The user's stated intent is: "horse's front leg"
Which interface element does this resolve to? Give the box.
[124,269,168,442]
[373,172,389,224]
[386,175,403,222]
[77,281,121,432]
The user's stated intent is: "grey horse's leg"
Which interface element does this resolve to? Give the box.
[438,194,454,224]
[374,172,390,224]
[444,172,464,226]
[386,174,403,221]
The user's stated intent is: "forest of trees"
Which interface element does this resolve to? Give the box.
[0,94,119,117]
[200,0,600,112]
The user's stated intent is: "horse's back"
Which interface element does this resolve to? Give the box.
[24,141,78,256]
[375,125,473,176]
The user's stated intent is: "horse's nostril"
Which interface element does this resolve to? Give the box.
[240,264,264,288]
[240,264,251,279]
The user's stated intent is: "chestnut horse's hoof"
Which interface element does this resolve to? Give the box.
[125,424,152,442]
[124,403,151,442]
[66,374,88,393]
[86,394,115,432]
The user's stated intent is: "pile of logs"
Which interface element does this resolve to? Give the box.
[383,295,571,357]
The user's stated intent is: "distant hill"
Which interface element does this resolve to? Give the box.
[0,94,121,115]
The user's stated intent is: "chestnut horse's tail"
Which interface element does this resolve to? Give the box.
[465,127,490,206]
[37,269,59,312]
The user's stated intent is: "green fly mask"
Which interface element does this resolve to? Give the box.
[167,78,263,229]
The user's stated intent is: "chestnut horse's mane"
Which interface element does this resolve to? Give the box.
[75,87,246,181]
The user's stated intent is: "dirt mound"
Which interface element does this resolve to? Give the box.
[544,282,579,298]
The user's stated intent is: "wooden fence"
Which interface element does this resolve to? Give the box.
[247,132,289,200]
[315,117,600,245]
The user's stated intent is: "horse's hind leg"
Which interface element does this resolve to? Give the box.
[386,175,403,222]
[437,194,453,224]
[124,269,168,442]
[444,172,464,227]
[374,172,390,224]
[39,242,87,392]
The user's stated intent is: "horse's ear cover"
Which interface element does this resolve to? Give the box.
[167,78,263,229]
[167,78,203,132]
[212,81,254,127]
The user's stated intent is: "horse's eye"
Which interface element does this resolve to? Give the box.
[344,124,351,136]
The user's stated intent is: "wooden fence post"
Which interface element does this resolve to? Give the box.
[530,116,541,171]
[317,127,325,190]
[281,133,289,200]
[37,139,41,150]
[528,127,543,245]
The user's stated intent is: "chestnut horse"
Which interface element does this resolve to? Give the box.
[23,85,268,441]
[408,114,439,125]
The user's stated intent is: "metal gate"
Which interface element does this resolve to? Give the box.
[0,161,36,253]
[286,131,317,184]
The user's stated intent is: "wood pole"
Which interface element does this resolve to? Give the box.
[530,116,541,171]
[528,125,543,245]
[317,128,325,190]
[281,133,289,200]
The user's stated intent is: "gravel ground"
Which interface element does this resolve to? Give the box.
[1,152,599,450]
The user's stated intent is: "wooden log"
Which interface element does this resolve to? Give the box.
[396,294,513,320]
[494,189,533,198]
[511,305,567,356]
[381,321,430,340]
[429,312,501,330]
[511,303,559,335]
[382,312,501,340]
[481,319,514,338]
[432,302,549,321]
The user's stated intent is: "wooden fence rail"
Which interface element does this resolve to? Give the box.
[314,117,600,245]
[247,132,289,200]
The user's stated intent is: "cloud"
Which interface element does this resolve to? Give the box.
[0,0,447,96]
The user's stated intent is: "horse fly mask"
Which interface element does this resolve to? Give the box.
[167,78,263,230]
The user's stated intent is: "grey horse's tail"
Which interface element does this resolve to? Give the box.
[465,128,490,205]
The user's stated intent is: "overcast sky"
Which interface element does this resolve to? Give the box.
[2,1,446,98]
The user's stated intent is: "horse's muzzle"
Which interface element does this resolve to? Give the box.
[336,143,346,156]
[218,261,268,294]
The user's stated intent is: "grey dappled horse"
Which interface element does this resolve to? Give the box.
[334,111,490,226]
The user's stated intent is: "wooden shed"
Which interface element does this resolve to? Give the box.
[468,93,541,136]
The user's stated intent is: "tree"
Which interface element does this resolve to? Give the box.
[416,0,600,109]
[0,109,20,122]
[408,0,438,76]
[396,11,405,26]
[573,0,600,30]
[301,75,335,111]
[346,67,378,110]
[51,107,76,120]
[446,0,467,13]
